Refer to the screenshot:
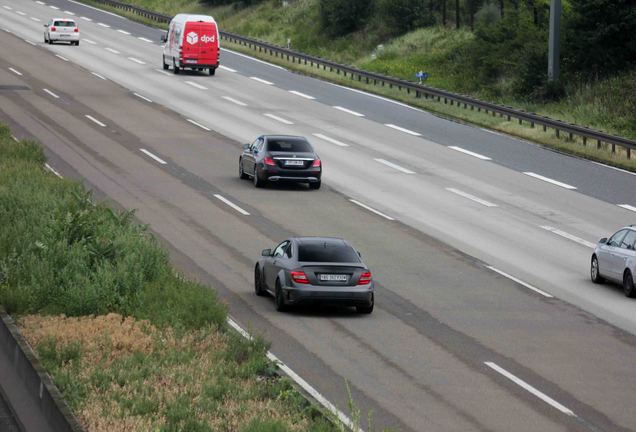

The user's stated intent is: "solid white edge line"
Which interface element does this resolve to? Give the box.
[140,148,167,165]
[250,76,274,85]
[485,362,576,417]
[213,194,250,216]
[480,127,504,137]
[446,188,498,207]
[8,67,22,76]
[11,135,19,142]
[486,266,553,298]
[333,106,364,117]
[91,72,106,80]
[83,38,96,44]
[618,204,636,213]
[117,29,131,35]
[185,81,207,90]
[218,65,237,72]
[187,119,211,131]
[67,0,125,18]
[222,96,247,106]
[43,88,59,99]
[289,90,316,100]
[44,163,63,179]
[85,115,106,127]
[349,199,395,221]
[263,113,294,125]
[128,57,146,65]
[55,54,69,62]
[385,123,421,136]
[133,93,152,103]
[25,40,36,46]
[226,318,362,432]
[540,226,595,249]
[374,158,415,174]
[448,146,492,161]
[591,161,636,177]
[312,133,349,147]
[523,172,577,190]
[222,48,286,70]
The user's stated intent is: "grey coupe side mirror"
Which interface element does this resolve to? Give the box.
[261,248,272,257]
[599,237,608,244]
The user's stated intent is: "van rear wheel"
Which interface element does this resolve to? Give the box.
[209,68,216,76]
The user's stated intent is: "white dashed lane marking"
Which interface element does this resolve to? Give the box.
[385,123,421,136]
[446,188,497,207]
[186,119,210,131]
[222,96,247,106]
[540,226,595,248]
[250,76,273,85]
[289,90,315,100]
[374,158,415,174]
[312,133,349,148]
[333,106,364,117]
[264,113,294,125]
[140,149,167,165]
[448,146,492,161]
[349,199,395,221]
[486,266,553,298]
[43,88,60,99]
[618,204,636,213]
[85,115,106,127]
[524,172,577,190]
[485,362,576,417]
[213,195,250,216]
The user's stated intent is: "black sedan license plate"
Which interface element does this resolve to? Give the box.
[320,274,348,282]
[284,160,304,166]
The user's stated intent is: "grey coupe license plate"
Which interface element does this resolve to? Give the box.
[284,160,304,166]
[320,274,347,282]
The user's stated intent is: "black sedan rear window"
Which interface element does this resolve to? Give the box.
[298,242,360,263]
[267,139,312,153]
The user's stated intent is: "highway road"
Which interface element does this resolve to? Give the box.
[1,1,635,431]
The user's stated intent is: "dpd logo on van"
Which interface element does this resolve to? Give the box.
[186,32,198,45]
[200,34,215,43]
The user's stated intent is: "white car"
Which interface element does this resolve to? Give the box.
[44,18,79,45]
[591,225,636,297]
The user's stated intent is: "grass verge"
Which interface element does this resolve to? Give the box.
[0,124,340,431]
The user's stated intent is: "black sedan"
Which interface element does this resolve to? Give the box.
[239,135,322,189]
[254,237,374,314]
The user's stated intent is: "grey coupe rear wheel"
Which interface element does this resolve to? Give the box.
[624,271,635,298]
[275,280,287,311]
[356,294,374,314]
[253,167,263,188]
[590,255,604,284]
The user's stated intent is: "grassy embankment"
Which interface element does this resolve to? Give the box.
[0,124,338,431]
[85,0,636,172]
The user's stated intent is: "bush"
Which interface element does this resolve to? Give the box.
[319,0,372,37]
[0,128,227,330]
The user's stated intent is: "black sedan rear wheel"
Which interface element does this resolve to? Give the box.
[309,181,321,190]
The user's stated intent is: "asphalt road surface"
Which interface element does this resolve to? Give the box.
[1,1,636,431]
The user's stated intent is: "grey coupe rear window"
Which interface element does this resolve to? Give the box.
[54,21,76,27]
[266,139,312,153]
[298,242,360,263]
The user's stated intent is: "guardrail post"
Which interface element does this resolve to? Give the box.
[628,148,631,159]
[543,124,547,132]
[612,143,616,153]
[568,132,573,141]
[518,118,522,125]
[530,121,534,128]
[597,139,601,149]
[583,137,587,145]
[556,129,560,138]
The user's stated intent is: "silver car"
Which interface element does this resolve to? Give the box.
[591,225,636,297]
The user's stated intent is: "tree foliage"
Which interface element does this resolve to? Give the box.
[319,0,373,37]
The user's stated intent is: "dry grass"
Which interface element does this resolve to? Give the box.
[19,314,320,432]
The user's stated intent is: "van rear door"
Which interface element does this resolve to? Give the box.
[182,22,218,66]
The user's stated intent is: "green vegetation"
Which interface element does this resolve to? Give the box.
[0,124,346,431]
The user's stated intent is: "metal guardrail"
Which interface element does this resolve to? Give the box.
[90,0,635,159]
